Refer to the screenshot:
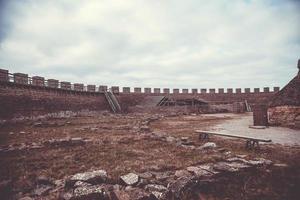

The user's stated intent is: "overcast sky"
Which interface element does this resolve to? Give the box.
[0,0,299,91]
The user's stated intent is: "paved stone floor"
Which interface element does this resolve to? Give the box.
[206,113,300,145]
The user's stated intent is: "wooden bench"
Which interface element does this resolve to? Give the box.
[195,130,272,149]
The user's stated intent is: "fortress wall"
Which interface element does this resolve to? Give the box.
[0,68,278,119]
[0,83,109,120]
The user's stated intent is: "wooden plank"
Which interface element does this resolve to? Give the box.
[195,130,272,143]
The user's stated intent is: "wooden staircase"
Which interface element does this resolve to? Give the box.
[104,90,121,113]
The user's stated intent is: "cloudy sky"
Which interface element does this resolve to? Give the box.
[0,0,299,91]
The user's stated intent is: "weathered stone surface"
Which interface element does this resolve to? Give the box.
[36,175,53,186]
[145,184,167,198]
[268,106,300,129]
[174,170,191,178]
[71,185,108,200]
[145,184,167,192]
[213,162,240,172]
[166,176,197,199]
[199,142,217,150]
[138,172,153,180]
[247,158,272,166]
[67,170,107,187]
[186,166,213,177]
[126,188,157,200]
[74,181,92,188]
[120,173,139,186]
[33,185,53,196]
[110,189,131,200]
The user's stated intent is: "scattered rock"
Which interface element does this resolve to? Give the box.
[125,188,157,200]
[180,137,189,143]
[199,142,217,150]
[273,163,288,168]
[120,173,139,186]
[174,170,191,178]
[145,184,167,193]
[71,185,108,200]
[140,126,150,132]
[74,181,92,188]
[67,170,108,188]
[37,176,52,185]
[247,158,273,166]
[186,166,212,177]
[165,136,177,143]
[166,176,197,199]
[138,172,153,180]
[33,185,53,196]
[111,189,131,200]
[213,161,250,172]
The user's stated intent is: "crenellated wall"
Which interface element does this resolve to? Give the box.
[0,68,279,119]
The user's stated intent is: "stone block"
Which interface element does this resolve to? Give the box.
[236,88,242,93]
[273,87,280,92]
[263,87,269,92]
[123,87,130,93]
[99,85,108,92]
[111,86,119,93]
[245,88,251,93]
[144,88,151,93]
[209,89,215,94]
[218,88,224,94]
[192,89,198,94]
[0,69,9,82]
[14,73,28,84]
[32,76,45,86]
[87,85,96,92]
[182,89,189,94]
[173,89,179,94]
[154,88,160,94]
[254,88,260,93]
[120,173,139,186]
[201,89,207,94]
[74,83,84,91]
[227,88,233,93]
[163,88,170,94]
[60,82,71,90]
[134,87,141,93]
[47,79,59,88]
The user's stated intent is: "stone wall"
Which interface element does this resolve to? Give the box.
[268,106,300,129]
[0,68,279,119]
[0,84,110,120]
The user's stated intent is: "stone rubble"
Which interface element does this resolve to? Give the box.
[15,155,274,200]
[120,173,139,186]
[0,137,90,153]
[66,170,108,187]
[199,142,217,150]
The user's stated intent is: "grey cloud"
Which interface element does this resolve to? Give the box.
[0,0,299,89]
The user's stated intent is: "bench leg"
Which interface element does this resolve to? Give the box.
[246,140,260,150]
